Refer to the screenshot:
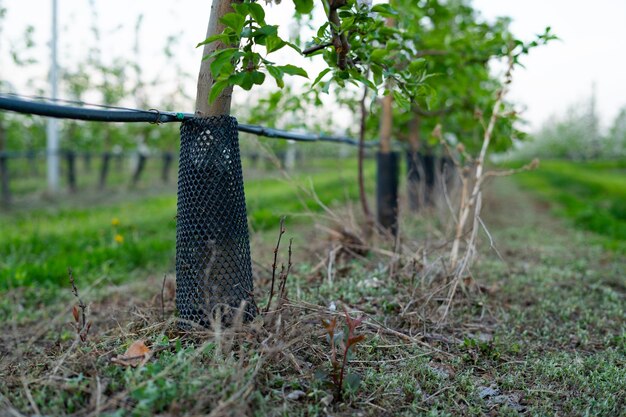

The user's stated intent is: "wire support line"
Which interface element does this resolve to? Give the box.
[0,94,378,148]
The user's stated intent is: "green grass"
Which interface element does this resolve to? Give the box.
[511,160,626,252]
[0,159,375,289]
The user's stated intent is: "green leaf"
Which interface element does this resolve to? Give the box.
[197,33,229,48]
[370,48,387,63]
[229,70,265,91]
[265,35,286,54]
[313,368,329,382]
[292,0,314,14]
[317,22,329,38]
[220,13,246,34]
[208,48,238,78]
[355,75,377,91]
[267,65,285,88]
[277,65,308,78]
[371,4,397,17]
[248,3,266,24]
[336,70,350,80]
[285,41,302,54]
[231,3,249,16]
[393,90,411,111]
[341,16,355,30]
[208,79,229,103]
[228,72,246,89]
[312,68,331,87]
[344,373,362,391]
[371,64,383,86]
[408,58,426,73]
[251,70,266,85]
[241,26,253,38]
[252,25,278,38]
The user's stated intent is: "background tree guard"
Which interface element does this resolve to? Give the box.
[376,151,400,236]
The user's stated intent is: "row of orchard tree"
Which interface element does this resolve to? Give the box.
[512,91,626,161]
[0,0,549,172]
[174,0,553,324]
[196,0,551,226]
[0,3,184,156]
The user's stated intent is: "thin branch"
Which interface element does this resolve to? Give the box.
[160,274,167,321]
[449,54,514,270]
[265,217,286,313]
[358,75,373,233]
[303,42,332,55]
[68,267,90,341]
[278,238,293,301]
[481,158,539,180]
[327,0,350,70]
[413,104,453,118]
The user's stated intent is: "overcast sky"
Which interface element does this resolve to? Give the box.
[1,0,625,132]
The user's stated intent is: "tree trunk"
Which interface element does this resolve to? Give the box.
[378,16,395,154]
[408,113,421,153]
[131,153,147,187]
[376,44,399,234]
[99,152,111,190]
[379,94,393,154]
[162,151,174,183]
[358,82,373,235]
[195,0,242,116]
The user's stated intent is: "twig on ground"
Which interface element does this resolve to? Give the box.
[160,274,167,322]
[68,267,91,342]
[20,376,40,416]
[278,238,293,301]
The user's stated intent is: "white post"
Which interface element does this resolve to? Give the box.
[46,0,60,193]
[285,140,296,171]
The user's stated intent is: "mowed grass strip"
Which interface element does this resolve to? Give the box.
[0,160,375,288]
[512,159,626,251]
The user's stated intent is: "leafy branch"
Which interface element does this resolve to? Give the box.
[198,0,308,103]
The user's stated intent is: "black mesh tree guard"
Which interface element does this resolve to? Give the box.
[406,151,420,212]
[439,156,456,192]
[421,153,436,206]
[176,116,257,327]
[406,152,438,210]
[376,151,400,236]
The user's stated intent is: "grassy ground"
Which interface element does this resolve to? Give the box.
[512,160,626,252]
[1,170,624,416]
[0,158,374,289]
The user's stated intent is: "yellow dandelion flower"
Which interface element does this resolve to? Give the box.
[111,218,120,227]
[114,234,124,244]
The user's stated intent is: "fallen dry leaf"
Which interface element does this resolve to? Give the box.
[111,340,151,367]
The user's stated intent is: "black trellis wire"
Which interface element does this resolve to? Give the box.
[0,94,378,148]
